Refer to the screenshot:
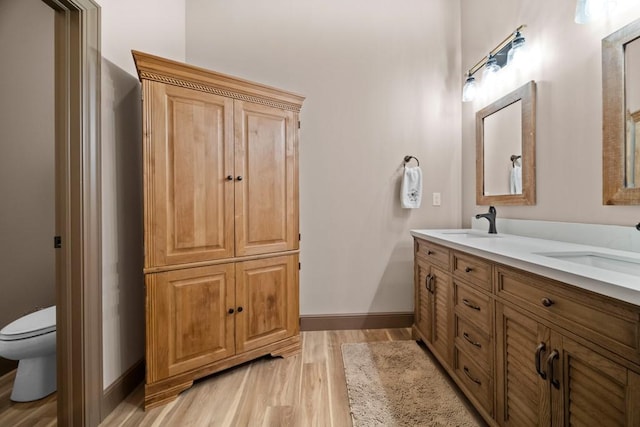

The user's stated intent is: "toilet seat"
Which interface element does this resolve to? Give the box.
[0,306,56,341]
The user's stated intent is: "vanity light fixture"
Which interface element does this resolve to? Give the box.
[462,25,526,103]
[574,0,616,24]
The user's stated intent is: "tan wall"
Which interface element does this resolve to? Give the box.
[461,1,640,227]
[185,0,463,315]
[101,0,185,389]
[0,0,55,376]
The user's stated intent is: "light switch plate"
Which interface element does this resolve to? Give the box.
[432,192,441,206]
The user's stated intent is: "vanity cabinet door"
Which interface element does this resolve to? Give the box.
[549,335,640,427]
[414,258,451,367]
[496,302,551,427]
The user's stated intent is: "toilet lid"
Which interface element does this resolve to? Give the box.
[0,306,56,341]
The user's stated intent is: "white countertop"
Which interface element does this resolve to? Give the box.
[410,229,640,306]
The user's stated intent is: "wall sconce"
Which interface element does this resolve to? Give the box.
[574,0,616,24]
[462,25,526,103]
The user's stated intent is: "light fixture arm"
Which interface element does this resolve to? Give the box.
[466,24,526,77]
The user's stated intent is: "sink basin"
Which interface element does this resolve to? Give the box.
[440,230,502,238]
[536,251,640,276]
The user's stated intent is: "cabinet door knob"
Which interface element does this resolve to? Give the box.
[226,175,234,181]
[541,298,554,307]
[464,267,472,273]
[228,308,235,314]
[237,306,244,313]
[546,350,560,389]
[236,176,243,181]
[535,342,547,379]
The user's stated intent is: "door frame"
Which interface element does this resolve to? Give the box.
[45,0,103,425]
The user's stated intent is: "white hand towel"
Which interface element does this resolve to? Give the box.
[510,164,522,194]
[401,166,422,208]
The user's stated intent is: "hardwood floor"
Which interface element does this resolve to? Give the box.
[0,329,484,426]
[0,370,57,427]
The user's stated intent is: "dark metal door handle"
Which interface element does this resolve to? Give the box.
[426,250,434,255]
[463,332,481,348]
[547,350,560,389]
[462,299,481,311]
[463,366,482,385]
[464,267,473,273]
[228,308,235,314]
[226,175,234,181]
[535,342,547,379]
[236,176,243,181]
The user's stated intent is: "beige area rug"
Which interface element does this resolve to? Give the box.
[341,341,480,427]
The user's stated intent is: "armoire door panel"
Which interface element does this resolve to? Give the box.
[145,81,234,268]
[235,255,298,353]
[234,101,297,256]
[146,264,235,382]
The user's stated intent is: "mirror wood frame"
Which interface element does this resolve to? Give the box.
[476,80,536,206]
[603,17,640,205]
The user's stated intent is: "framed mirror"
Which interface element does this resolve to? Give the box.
[603,17,640,204]
[476,80,536,205]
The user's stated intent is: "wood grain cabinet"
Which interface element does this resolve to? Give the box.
[134,51,304,409]
[412,237,640,427]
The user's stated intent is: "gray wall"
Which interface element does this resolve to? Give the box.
[186,0,463,316]
[0,0,55,376]
[460,0,640,227]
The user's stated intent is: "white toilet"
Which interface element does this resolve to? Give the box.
[0,306,56,402]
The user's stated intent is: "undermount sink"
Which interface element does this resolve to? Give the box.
[440,230,502,238]
[536,251,640,276]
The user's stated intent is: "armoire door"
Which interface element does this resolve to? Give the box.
[234,255,299,354]
[143,81,235,268]
[233,100,298,257]
[145,264,235,382]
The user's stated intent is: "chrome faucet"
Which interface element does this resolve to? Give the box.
[476,206,497,234]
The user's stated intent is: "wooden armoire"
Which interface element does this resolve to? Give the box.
[132,51,304,409]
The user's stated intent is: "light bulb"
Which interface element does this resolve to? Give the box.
[507,32,526,68]
[482,55,501,88]
[575,0,607,24]
[462,75,477,102]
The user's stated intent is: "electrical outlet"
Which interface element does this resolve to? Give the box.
[432,192,441,206]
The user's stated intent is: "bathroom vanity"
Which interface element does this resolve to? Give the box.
[412,229,640,426]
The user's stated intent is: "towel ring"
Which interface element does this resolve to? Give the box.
[403,155,420,167]
[510,154,521,167]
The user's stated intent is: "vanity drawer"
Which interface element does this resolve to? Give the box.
[415,239,450,270]
[453,252,491,292]
[454,281,492,333]
[496,265,640,362]
[455,316,492,373]
[454,347,493,416]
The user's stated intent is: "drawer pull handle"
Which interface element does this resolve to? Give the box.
[535,342,547,379]
[546,350,560,389]
[426,250,434,255]
[462,299,481,311]
[464,267,473,273]
[463,366,482,385]
[541,298,554,307]
[463,332,481,348]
